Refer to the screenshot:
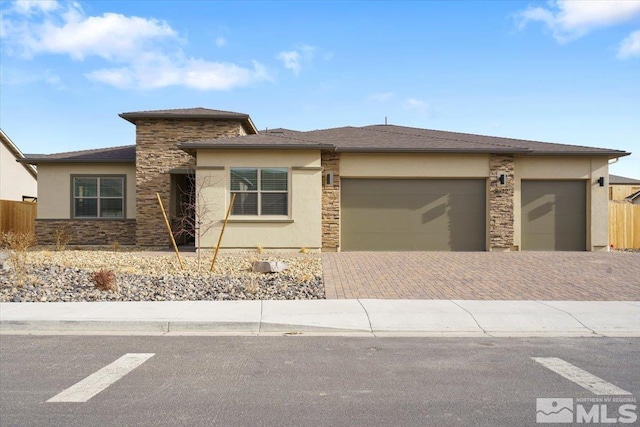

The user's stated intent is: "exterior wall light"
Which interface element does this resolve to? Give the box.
[326,172,334,185]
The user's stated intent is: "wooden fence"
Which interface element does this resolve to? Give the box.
[0,200,37,234]
[609,202,640,249]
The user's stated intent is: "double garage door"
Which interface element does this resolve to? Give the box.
[341,178,587,251]
[341,179,486,251]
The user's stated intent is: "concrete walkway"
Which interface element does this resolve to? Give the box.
[322,252,640,300]
[1,300,639,337]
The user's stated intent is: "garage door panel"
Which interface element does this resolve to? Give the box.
[342,179,486,251]
[521,180,586,251]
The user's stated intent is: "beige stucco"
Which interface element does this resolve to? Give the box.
[36,163,136,219]
[196,149,322,249]
[514,156,609,251]
[0,141,37,201]
[340,153,490,178]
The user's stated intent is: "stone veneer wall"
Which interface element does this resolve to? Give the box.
[489,154,515,249]
[321,150,340,251]
[35,219,136,245]
[135,119,245,246]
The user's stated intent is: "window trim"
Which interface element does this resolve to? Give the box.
[229,167,290,217]
[70,174,126,219]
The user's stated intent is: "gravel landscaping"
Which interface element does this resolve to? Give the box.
[0,249,324,302]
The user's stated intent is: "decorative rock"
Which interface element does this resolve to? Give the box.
[0,250,323,302]
[0,251,10,270]
[252,261,288,273]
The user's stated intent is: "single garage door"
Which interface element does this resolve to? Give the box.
[521,180,586,251]
[341,179,486,251]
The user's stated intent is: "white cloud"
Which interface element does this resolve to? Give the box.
[1,0,271,90]
[618,30,640,59]
[516,0,640,43]
[403,98,428,113]
[277,44,322,75]
[2,2,177,60]
[87,57,270,90]
[12,0,59,15]
[277,50,302,75]
[215,37,226,47]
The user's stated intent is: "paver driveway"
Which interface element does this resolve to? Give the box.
[322,252,640,300]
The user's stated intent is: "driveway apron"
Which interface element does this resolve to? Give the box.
[321,252,640,300]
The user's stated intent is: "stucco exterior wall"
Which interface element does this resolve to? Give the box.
[340,153,490,177]
[196,149,322,249]
[513,156,609,251]
[35,163,136,219]
[0,142,37,201]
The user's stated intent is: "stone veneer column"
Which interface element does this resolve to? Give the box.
[489,154,515,250]
[321,150,340,251]
[135,119,245,246]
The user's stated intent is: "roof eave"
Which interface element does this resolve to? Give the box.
[334,147,529,154]
[18,158,135,165]
[524,151,631,157]
[178,143,334,154]
[1,129,38,179]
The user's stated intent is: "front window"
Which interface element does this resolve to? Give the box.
[231,168,288,216]
[73,176,125,218]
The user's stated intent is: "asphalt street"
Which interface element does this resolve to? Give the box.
[1,336,638,426]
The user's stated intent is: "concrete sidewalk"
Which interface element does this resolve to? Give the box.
[1,300,639,337]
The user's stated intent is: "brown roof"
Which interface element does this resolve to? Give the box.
[21,122,631,163]
[609,174,640,185]
[119,107,258,134]
[179,129,332,154]
[19,145,135,164]
[178,124,630,157]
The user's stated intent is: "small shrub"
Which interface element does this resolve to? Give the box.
[297,273,314,284]
[54,226,72,251]
[0,231,36,287]
[299,247,308,254]
[110,241,121,252]
[256,245,264,254]
[91,269,117,292]
[245,274,259,295]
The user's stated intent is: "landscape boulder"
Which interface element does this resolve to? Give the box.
[252,261,288,273]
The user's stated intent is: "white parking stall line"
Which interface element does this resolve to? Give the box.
[47,353,155,403]
[532,357,631,396]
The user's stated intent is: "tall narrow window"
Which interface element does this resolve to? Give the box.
[230,168,288,216]
[73,176,125,218]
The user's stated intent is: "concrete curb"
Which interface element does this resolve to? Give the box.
[1,300,639,337]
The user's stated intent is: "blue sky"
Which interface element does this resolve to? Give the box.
[1,0,639,178]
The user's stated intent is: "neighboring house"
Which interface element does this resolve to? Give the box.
[20,108,630,252]
[609,174,640,201]
[0,128,37,201]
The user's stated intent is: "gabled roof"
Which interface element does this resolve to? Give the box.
[609,174,640,185]
[0,128,37,179]
[178,124,630,157]
[119,107,258,134]
[19,145,135,164]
